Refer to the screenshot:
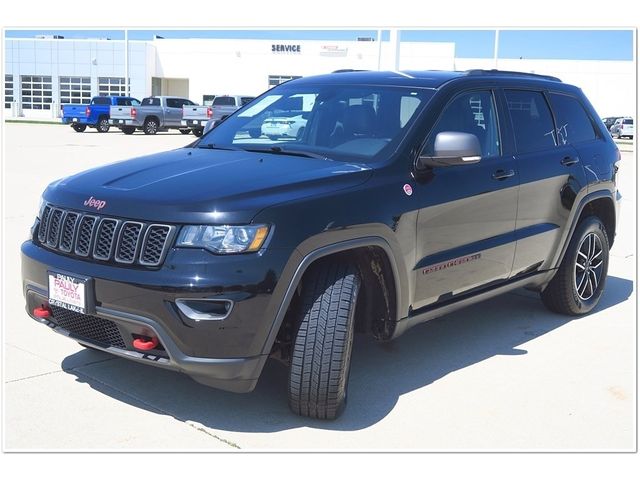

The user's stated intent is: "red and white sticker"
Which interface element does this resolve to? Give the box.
[403,183,413,196]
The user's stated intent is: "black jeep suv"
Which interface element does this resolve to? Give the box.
[22,69,620,419]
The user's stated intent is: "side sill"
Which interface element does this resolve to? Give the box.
[392,270,549,339]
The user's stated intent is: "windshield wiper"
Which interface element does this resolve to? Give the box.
[196,143,242,151]
[243,146,330,160]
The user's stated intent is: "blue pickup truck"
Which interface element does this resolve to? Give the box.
[62,96,141,133]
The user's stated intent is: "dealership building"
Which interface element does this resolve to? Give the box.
[3,34,635,120]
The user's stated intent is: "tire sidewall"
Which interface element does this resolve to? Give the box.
[97,118,110,133]
[144,119,158,135]
[566,217,609,314]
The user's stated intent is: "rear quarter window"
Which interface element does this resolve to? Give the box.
[548,93,597,144]
[505,90,556,154]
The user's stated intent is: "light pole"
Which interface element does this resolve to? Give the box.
[493,29,499,69]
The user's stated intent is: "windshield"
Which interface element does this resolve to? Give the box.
[197,83,433,162]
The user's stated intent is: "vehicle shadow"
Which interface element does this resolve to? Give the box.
[61,276,633,434]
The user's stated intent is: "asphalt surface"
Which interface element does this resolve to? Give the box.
[2,123,636,450]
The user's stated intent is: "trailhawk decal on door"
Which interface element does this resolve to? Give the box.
[422,253,481,275]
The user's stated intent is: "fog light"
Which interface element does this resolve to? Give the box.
[175,298,233,321]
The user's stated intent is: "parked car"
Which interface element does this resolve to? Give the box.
[610,117,634,139]
[181,104,212,137]
[210,95,255,121]
[61,96,140,133]
[601,117,619,131]
[109,96,197,135]
[22,69,620,420]
[261,113,308,140]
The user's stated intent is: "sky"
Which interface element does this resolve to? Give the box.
[4,29,634,61]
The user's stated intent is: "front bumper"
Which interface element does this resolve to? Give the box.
[21,240,295,392]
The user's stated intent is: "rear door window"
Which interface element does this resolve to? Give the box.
[142,97,160,106]
[166,98,180,108]
[91,96,111,105]
[505,90,556,153]
[548,93,597,145]
[213,96,236,106]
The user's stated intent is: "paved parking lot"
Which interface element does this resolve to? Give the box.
[2,123,635,450]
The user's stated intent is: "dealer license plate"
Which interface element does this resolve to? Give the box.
[48,272,88,314]
[72,117,78,122]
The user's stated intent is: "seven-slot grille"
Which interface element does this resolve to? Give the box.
[37,205,174,267]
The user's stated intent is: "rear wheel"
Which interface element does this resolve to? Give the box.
[143,118,159,135]
[541,215,609,315]
[72,124,86,133]
[121,126,136,135]
[288,260,360,420]
[192,128,203,137]
[97,117,110,133]
[179,129,191,135]
[268,135,279,141]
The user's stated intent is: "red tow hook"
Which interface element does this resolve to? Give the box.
[132,336,159,351]
[33,305,52,319]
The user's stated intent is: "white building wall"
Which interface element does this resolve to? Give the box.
[150,38,456,103]
[3,36,634,120]
[4,38,152,118]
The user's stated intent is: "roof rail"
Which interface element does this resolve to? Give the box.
[464,69,562,82]
[331,69,368,74]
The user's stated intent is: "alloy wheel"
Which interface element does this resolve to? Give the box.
[574,232,604,300]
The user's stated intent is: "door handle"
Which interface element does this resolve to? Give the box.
[561,156,579,166]
[492,169,515,180]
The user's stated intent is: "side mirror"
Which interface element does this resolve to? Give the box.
[417,131,482,169]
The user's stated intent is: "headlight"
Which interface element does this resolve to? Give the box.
[176,224,270,254]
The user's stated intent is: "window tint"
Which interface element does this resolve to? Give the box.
[549,93,596,145]
[423,90,500,158]
[142,97,160,106]
[213,96,236,106]
[505,90,556,153]
[91,96,111,105]
[203,85,433,162]
[623,118,633,125]
[166,98,180,108]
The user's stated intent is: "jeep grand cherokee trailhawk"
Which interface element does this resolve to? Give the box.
[22,69,621,419]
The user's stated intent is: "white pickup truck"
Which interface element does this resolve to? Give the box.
[182,95,254,136]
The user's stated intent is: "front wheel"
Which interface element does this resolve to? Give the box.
[72,124,86,132]
[97,117,110,133]
[288,260,360,420]
[541,216,609,315]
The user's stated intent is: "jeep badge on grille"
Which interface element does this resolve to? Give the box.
[83,196,107,210]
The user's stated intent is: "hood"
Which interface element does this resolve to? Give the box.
[44,147,373,224]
